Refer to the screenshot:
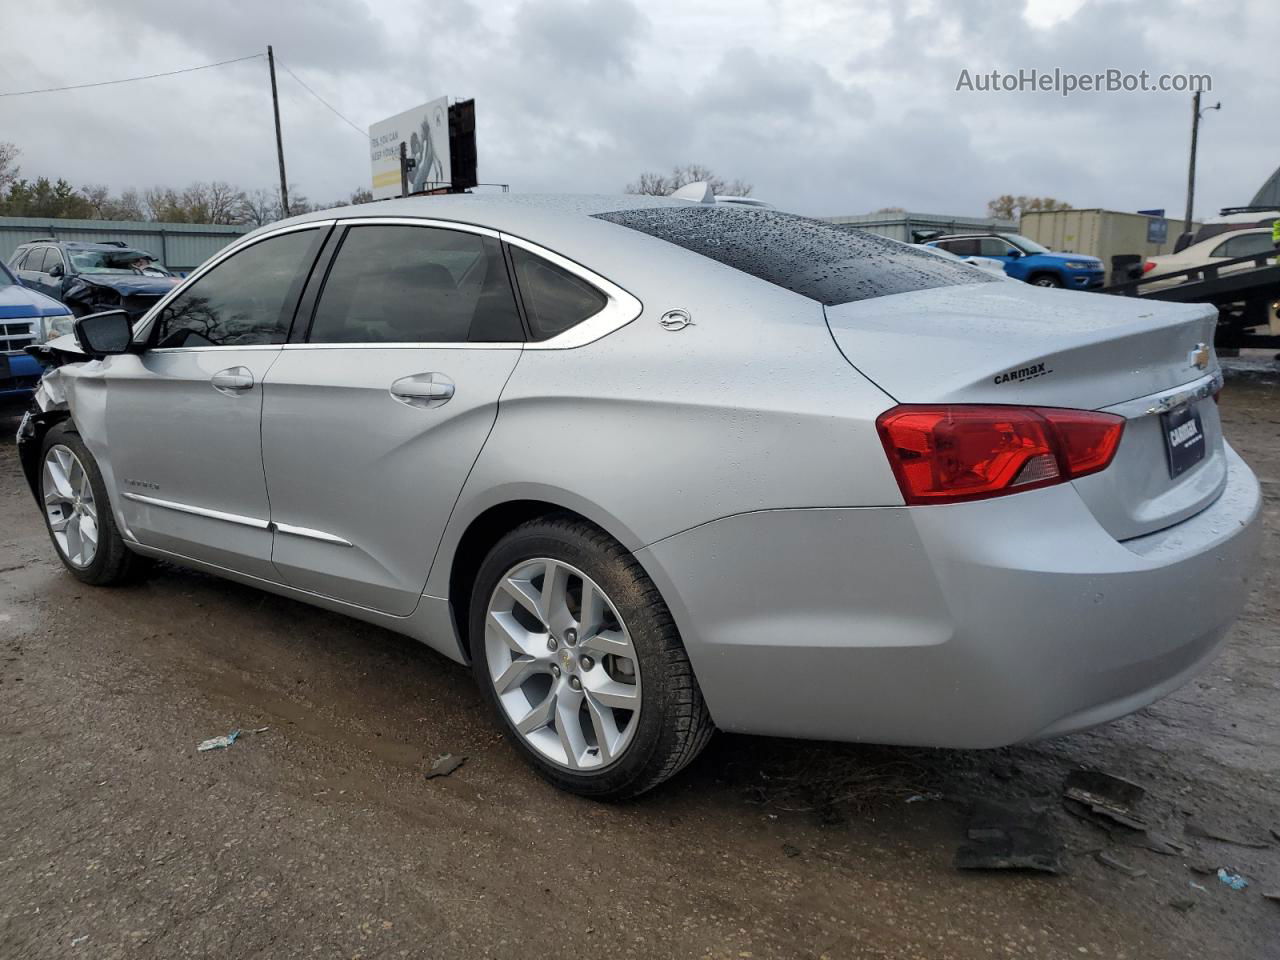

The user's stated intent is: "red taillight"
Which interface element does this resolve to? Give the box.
[876,405,1125,505]
[1142,261,1157,274]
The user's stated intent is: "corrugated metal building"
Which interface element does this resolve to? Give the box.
[0,217,252,274]
[820,211,1017,243]
[1018,208,1198,282]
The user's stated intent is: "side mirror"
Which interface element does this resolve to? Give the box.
[48,263,64,278]
[1006,249,1022,258]
[74,309,134,359]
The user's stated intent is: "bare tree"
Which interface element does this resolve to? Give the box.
[626,163,753,197]
[0,142,19,193]
[242,188,279,227]
[987,195,1072,220]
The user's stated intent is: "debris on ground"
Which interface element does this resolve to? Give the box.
[197,729,241,752]
[1186,820,1272,848]
[70,935,89,946]
[424,754,466,779]
[1168,898,1196,913]
[1062,769,1149,830]
[954,799,1063,874]
[781,843,801,858]
[1216,868,1249,891]
[1262,891,1280,905]
[1095,850,1147,878]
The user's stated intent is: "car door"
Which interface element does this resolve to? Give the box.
[99,224,328,579]
[260,220,525,616]
[17,248,55,299]
[42,247,69,301]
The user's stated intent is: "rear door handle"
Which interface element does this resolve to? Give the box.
[390,373,455,408]
[211,366,255,395]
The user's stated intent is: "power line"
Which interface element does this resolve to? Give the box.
[276,60,367,140]
[0,53,265,98]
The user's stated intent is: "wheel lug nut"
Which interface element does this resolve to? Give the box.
[580,656,594,670]
[551,664,561,678]
[565,628,577,646]
[547,637,558,651]
[569,676,582,691]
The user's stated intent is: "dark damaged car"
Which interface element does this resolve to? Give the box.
[7,240,180,321]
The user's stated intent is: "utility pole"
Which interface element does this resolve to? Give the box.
[267,45,289,218]
[1183,91,1221,238]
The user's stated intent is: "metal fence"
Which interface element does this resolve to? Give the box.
[0,216,253,274]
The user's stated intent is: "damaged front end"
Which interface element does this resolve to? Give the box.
[16,338,80,501]
[64,276,171,322]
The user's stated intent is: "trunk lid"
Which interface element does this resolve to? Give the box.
[825,284,1224,539]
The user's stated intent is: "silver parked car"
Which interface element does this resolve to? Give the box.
[18,194,1262,799]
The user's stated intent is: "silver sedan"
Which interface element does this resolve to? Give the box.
[18,194,1261,798]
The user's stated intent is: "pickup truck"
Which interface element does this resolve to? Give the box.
[0,260,74,401]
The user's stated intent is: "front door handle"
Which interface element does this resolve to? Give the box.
[211,366,255,396]
[390,373,455,408]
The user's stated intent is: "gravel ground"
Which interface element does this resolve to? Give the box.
[1,386,1278,960]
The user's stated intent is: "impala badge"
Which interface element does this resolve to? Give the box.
[1189,342,1210,370]
[659,309,694,331]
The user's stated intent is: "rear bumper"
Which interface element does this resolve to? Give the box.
[0,351,42,399]
[637,444,1261,748]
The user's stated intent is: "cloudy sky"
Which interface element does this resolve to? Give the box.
[0,0,1274,219]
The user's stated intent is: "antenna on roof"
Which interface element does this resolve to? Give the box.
[668,181,715,204]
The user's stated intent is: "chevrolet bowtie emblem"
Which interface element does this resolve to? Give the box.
[1190,343,1210,370]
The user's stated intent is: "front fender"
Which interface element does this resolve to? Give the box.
[16,372,72,500]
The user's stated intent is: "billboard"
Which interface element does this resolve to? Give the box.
[369,97,451,200]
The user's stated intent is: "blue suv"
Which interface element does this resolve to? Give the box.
[0,260,75,400]
[926,233,1105,289]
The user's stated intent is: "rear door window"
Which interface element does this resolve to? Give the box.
[508,246,607,340]
[307,225,523,344]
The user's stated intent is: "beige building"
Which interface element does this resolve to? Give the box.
[1019,208,1198,283]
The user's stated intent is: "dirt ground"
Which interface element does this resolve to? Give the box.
[1,384,1278,960]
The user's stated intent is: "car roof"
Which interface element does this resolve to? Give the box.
[273,193,687,241]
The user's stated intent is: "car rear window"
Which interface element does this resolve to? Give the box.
[593,206,997,305]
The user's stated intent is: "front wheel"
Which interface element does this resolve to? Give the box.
[469,515,714,799]
[38,424,149,585]
[1031,273,1063,288]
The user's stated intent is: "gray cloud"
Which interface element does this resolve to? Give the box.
[0,0,1274,219]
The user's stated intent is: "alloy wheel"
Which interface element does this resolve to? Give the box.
[42,444,99,568]
[484,557,642,770]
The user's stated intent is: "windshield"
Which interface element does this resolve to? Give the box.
[69,249,172,276]
[1002,233,1050,255]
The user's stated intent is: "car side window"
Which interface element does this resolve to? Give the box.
[1217,233,1273,258]
[307,225,523,344]
[978,238,1012,257]
[946,239,980,257]
[152,229,319,349]
[508,246,607,340]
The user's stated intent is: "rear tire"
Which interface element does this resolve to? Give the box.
[469,515,714,799]
[38,424,149,586]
